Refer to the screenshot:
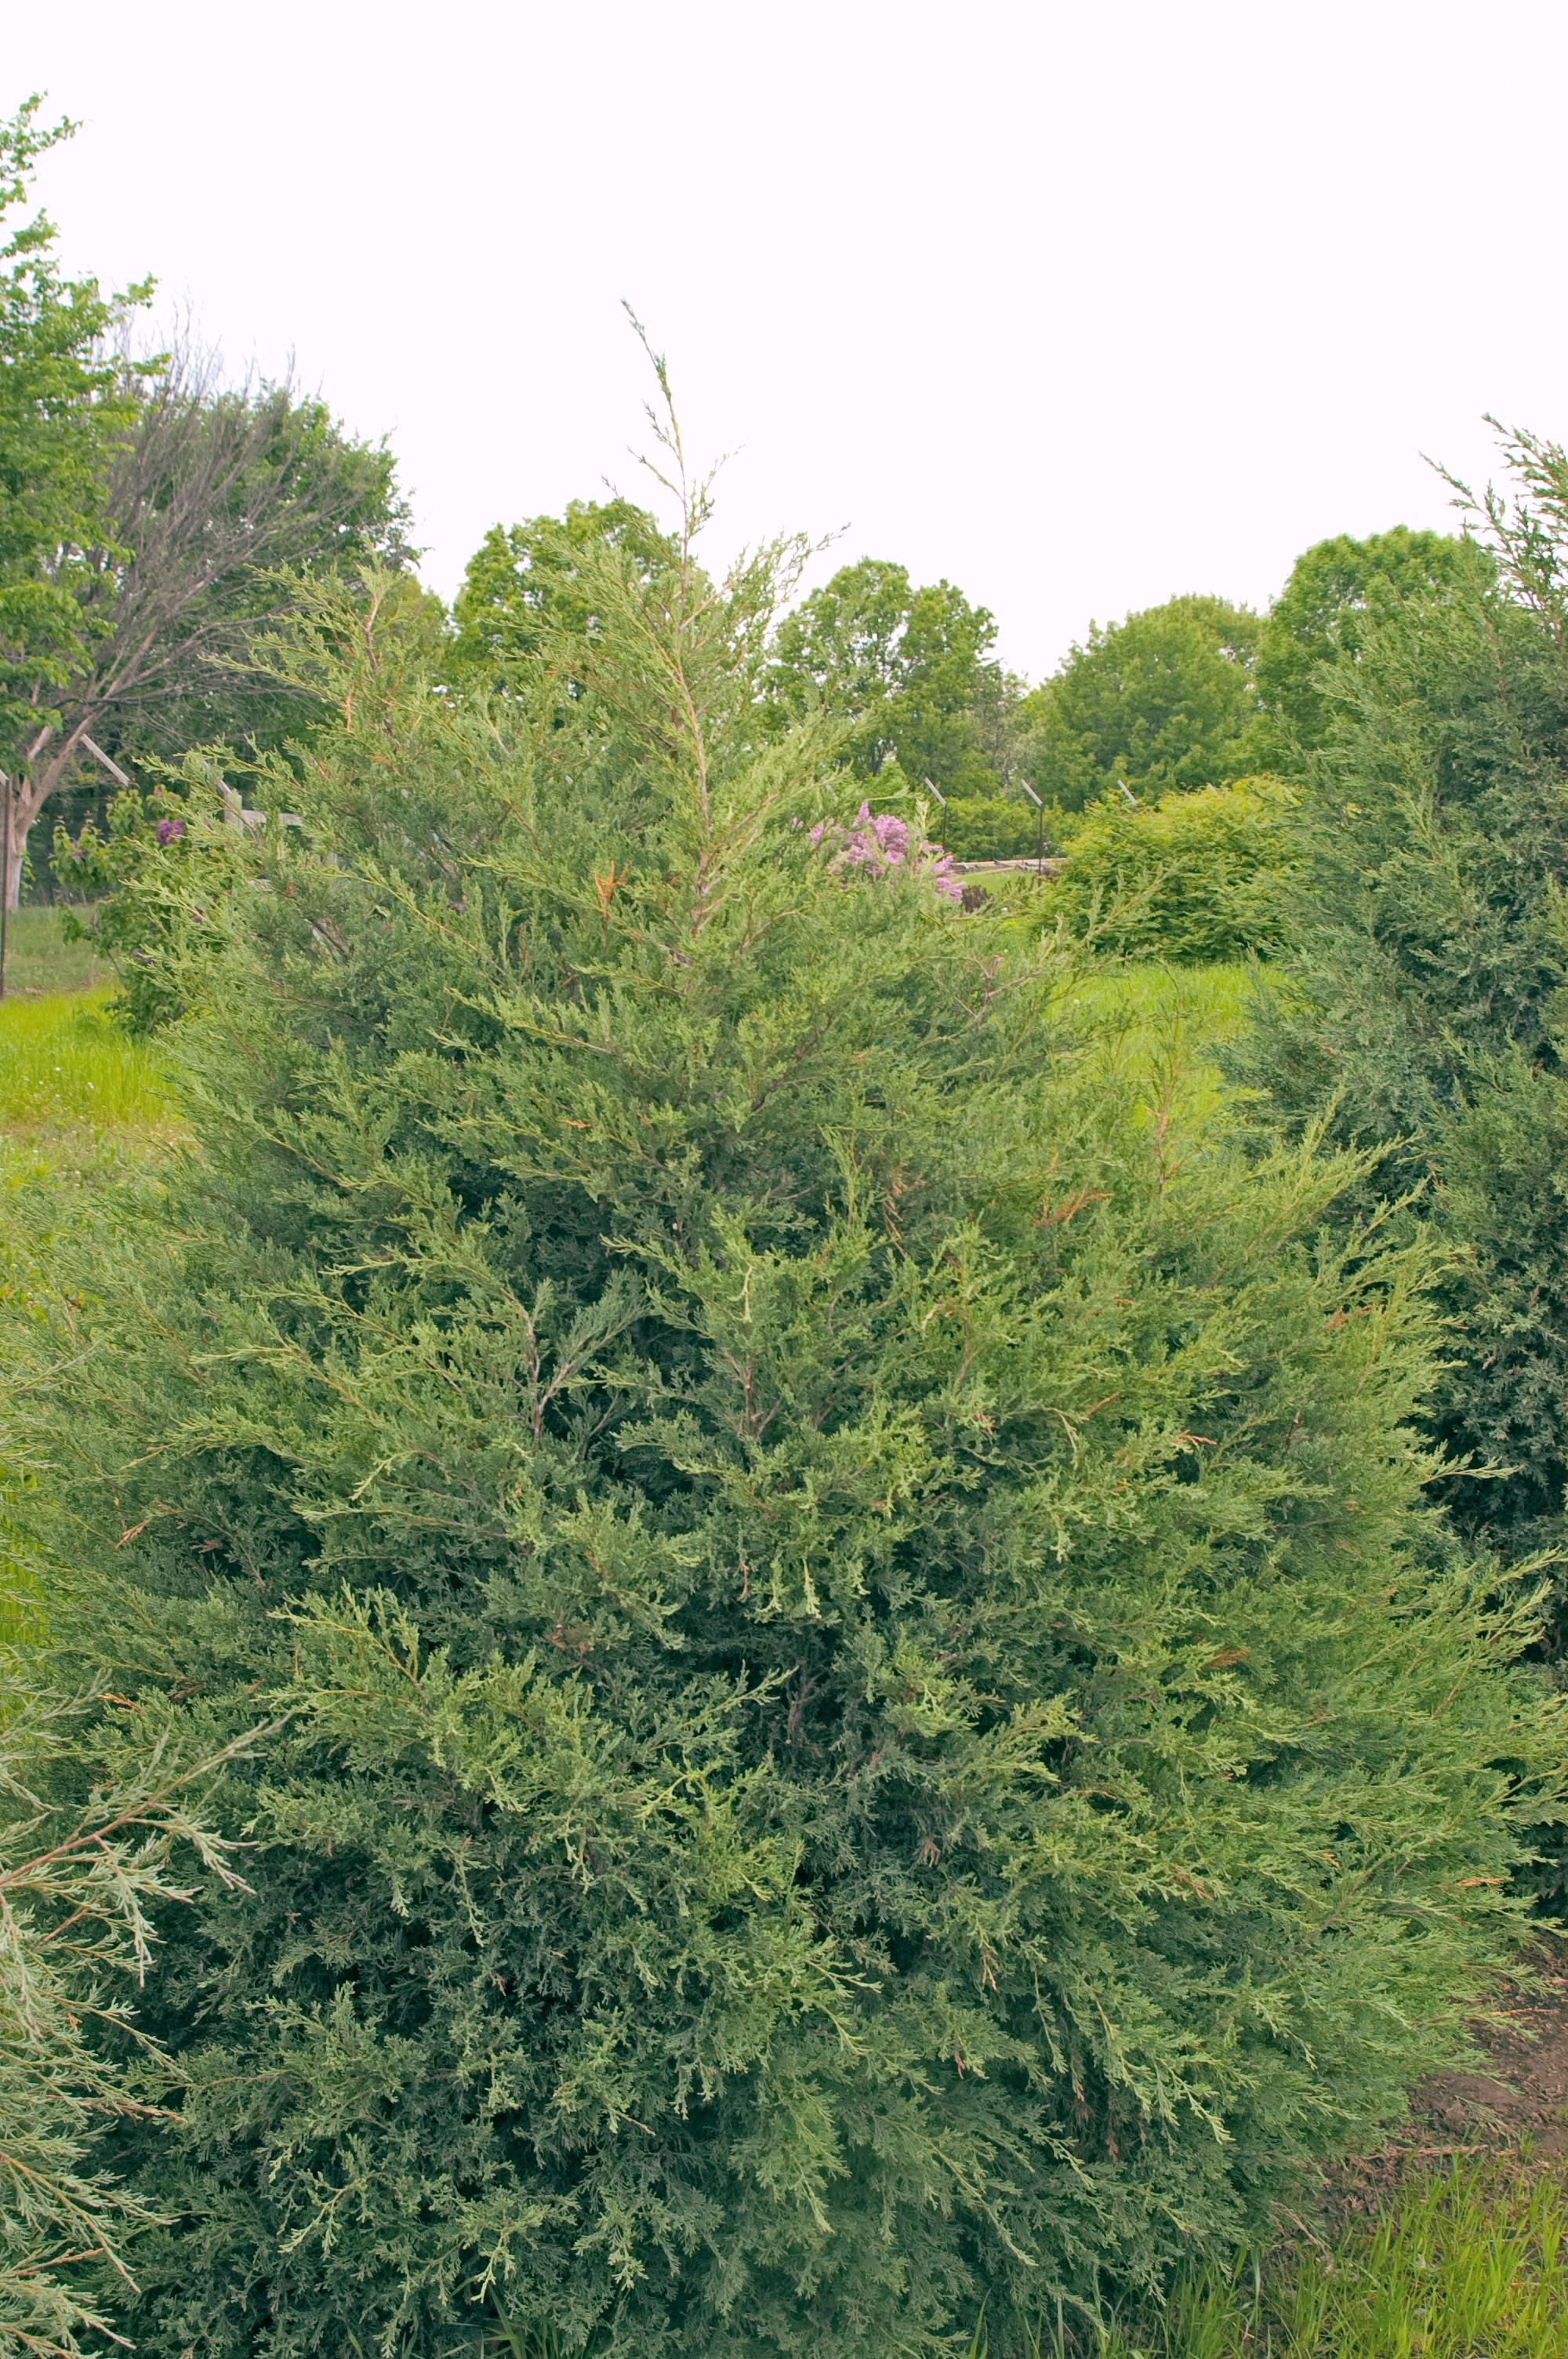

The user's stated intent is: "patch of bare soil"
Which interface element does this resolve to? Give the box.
[1324,1939,1568,2223]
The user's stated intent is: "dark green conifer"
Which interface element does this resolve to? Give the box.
[3,451,1555,2358]
[1240,427,1568,1577]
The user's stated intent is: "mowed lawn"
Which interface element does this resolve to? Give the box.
[2,903,117,997]
[0,921,1263,1161]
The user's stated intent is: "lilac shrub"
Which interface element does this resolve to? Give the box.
[811,800,963,900]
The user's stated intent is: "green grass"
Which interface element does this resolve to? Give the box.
[0,905,113,997]
[1084,2161,1568,2356]
[973,2161,1568,2357]
[0,984,174,1645]
[0,987,172,1140]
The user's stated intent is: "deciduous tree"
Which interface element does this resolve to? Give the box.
[1254,525,1493,762]
[9,337,408,907]
[768,556,1019,798]
[1022,594,1261,809]
[449,496,677,696]
[0,95,147,896]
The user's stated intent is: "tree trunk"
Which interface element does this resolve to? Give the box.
[7,788,51,911]
[7,751,76,911]
[5,812,28,914]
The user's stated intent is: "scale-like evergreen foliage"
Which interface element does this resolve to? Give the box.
[2,506,1555,2359]
[0,1683,265,2357]
[1239,434,1568,1576]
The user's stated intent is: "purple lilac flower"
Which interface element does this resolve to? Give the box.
[156,816,185,846]
[815,800,961,900]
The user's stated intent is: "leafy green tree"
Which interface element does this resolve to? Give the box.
[1022,594,1262,810]
[1239,429,1568,1589]
[1254,526,1494,761]
[768,557,1019,798]
[450,497,677,696]
[2,482,1554,2359]
[96,370,413,772]
[0,96,146,826]
[13,340,412,907]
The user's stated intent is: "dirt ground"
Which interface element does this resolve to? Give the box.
[1325,1939,1568,2221]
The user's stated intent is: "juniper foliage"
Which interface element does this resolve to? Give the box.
[2,485,1555,2359]
[1239,427,1568,1576]
[0,1682,266,2358]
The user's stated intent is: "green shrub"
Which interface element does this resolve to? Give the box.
[1053,778,1294,962]
[935,794,1041,862]
[52,767,260,1033]
[2,524,1555,2359]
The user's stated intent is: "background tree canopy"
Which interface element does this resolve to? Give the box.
[765,556,1021,798]
[0,96,143,783]
[449,496,678,696]
[1020,594,1262,809]
[0,103,412,909]
[1254,525,1494,761]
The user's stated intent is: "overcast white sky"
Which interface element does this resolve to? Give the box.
[9,0,1565,676]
